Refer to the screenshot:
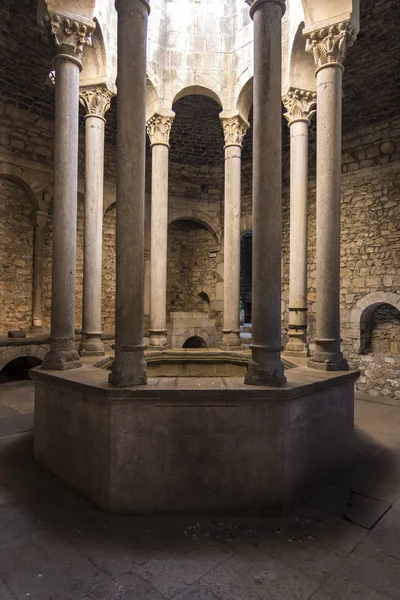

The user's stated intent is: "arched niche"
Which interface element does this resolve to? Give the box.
[177,328,211,349]
[0,345,47,372]
[359,302,400,355]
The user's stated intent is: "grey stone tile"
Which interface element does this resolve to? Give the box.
[0,499,41,545]
[308,485,391,529]
[368,505,400,561]
[81,573,166,600]
[200,549,320,600]
[0,580,15,600]
[276,505,368,555]
[266,535,344,584]
[332,538,400,599]
[0,530,110,600]
[310,576,391,600]
[59,511,155,578]
[133,540,232,598]
[173,584,221,600]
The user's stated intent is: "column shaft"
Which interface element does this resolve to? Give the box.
[149,143,169,347]
[245,0,286,386]
[42,55,81,370]
[109,0,149,386]
[222,144,242,349]
[286,119,310,355]
[32,221,45,331]
[309,65,347,370]
[79,114,106,356]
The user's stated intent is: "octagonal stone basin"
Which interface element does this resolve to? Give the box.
[95,349,295,377]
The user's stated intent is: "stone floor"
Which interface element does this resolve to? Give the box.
[0,380,400,600]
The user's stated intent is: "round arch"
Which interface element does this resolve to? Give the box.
[237,76,253,122]
[350,292,400,326]
[172,85,223,109]
[168,208,221,246]
[176,327,211,349]
[288,21,316,92]
[0,168,40,215]
[0,345,48,371]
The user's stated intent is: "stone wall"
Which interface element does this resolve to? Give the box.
[167,220,219,317]
[356,304,400,400]
[0,179,34,332]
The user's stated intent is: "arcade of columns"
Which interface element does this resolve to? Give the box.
[40,0,357,386]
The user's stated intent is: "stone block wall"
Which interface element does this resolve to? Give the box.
[0,179,34,332]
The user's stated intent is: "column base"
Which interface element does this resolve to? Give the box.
[79,348,105,357]
[285,341,310,357]
[79,337,105,357]
[221,329,242,350]
[308,344,349,372]
[148,329,169,349]
[109,347,147,387]
[244,360,287,387]
[308,358,349,372]
[31,325,43,334]
[42,349,82,371]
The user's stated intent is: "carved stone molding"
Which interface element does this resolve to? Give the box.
[146,114,175,147]
[43,10,95,62]
[282,88,316,126]
[305,22,357,70]
[79,86,114,119]
[221,116,248,148]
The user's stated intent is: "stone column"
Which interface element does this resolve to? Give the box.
[220,115,248,350]
[41,9,94,370]
[146,112,175,348]
[306,23,357,370]
[282,88,316,356]
[109,0,150,386]
[78,85,113,357]
[32,210,50,332]
[244,0,286,386]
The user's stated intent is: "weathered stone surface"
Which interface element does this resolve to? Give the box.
[32,365,357,514]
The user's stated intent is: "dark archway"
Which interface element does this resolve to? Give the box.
[0,356,42,383]
[182,336,208,349]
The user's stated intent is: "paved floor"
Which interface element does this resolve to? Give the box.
[0,381,400,600]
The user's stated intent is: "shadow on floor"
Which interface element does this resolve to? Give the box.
[0,395,400,600]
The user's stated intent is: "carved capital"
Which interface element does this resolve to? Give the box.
[305,21,357,71]
[282,88,316,125]
[146,114,175,147]
[80,86,114,119]
[221,116,248,148]
[43,9,95,63]
[34,210,50,229]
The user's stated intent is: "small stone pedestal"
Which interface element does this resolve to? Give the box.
[32,366,358,514]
